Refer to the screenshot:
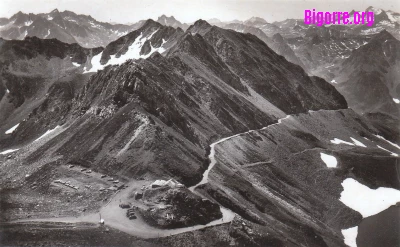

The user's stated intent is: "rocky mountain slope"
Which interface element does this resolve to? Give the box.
[223,23,307,71]
[332,30,400,116]
[329,30,400,140]
[0,36,102,138]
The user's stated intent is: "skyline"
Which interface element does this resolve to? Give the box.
[0,0,399,24]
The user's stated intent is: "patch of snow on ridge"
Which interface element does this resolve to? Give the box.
[5,123,20,134]
[45,29,50,38]
[330,79,337,84]
[320,153,337,168]
[84,30,164,73]
[24,20,33,26]
[331,137,366,147]
[340,178,400,218]
[342,226,358,247]
[141,38,167,59]
[374,135,400,151]
[393,98,400,104]
[331,138,354,146]
[83,52,103,73]
[34,126,62,142]
[0,149,19,155]
[377,145,398,157]
[350,137,366,147]
[72,62,80,67]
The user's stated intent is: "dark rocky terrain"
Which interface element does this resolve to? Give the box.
[0,7,399,247]
[138,186,222,228]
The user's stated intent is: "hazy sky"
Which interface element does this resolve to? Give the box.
[1,0,399,24]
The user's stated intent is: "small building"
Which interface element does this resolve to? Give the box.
[134,192,143,200]
[150,179,184,188]
[119,203,131,209]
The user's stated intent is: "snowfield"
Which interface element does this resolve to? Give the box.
[0,148,19,155]
[34,126,62,142]
[331,138,354,146]
[374,135,400,151]
[84,30,167,73]
[342,226,358,247]
[320,153,337,168]
[340,178,400,218]
[377,145,399,157]
[350,137,366,147]
[330,137,366,147]
[5,123,19,134]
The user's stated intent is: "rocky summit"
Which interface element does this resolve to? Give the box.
[0,5,400,247]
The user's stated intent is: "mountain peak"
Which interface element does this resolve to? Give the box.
[187,19,212,35]
[192,19,211,29]
[51,8,60,14]
[157,15,177,22]
[141,19,162,29]
[11,11,26,19]
[156,15,183,27]
[207,18,222,24]
[366,6,384,15]
[244,17,268,25]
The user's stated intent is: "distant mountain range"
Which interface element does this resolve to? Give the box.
[0,9,142,48]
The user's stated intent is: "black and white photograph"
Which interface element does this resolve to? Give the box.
[0,0,399,246]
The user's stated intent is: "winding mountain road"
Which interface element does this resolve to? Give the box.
[11,114,295,238]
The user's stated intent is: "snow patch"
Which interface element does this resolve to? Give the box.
[83,52,103,73]
[331,137,366,147]
[45,29,50,38]
[350,137,366,147]
[0,149,19,155]
[24,20,33,26]
[330,79,337,84]
[117,118,148,156]
[320,153,337,168]
[374,135,400,150]
[377,145,398,157]
[342,226,358,247]
[393,98,400,104]
[72,62,81,67]
[34,126,62,142]
[84,30,164,73]
[340,178,400,218]
[331,138,354,146]
[5,123,20,134]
